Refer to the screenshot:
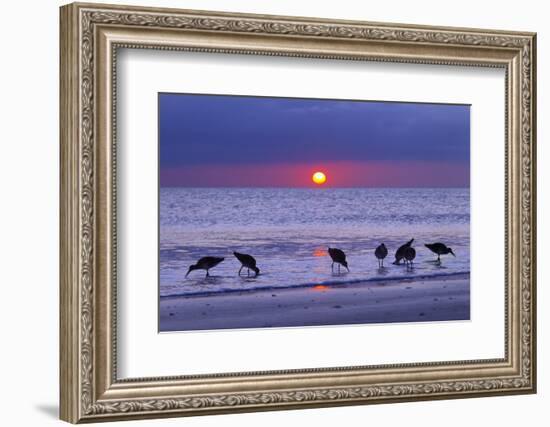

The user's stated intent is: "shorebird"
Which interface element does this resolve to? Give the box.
[233,251,260,277]
[185,256,224,278]
[374,243,388,267]
[425,242,455,263]
[328,247,349,273]
[404,246,416,269]
[393,238,414,265]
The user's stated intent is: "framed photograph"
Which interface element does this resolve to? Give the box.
[60,2,537,423]
[158,93,472,332]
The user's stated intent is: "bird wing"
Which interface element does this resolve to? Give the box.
[203,256,224,265]
[375,245,386,258]
[243,254,256,267]
[233,252,256,266]
[332,248,346,262]
[426,243,445,252]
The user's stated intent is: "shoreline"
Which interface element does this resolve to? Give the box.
[160,271,470,299]
[160,274,470,332]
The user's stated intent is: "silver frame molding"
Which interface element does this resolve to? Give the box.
[60,2,536,423]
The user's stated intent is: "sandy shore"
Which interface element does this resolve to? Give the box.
[159,274,470,332]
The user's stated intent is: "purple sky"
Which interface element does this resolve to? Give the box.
[159,93,470,187]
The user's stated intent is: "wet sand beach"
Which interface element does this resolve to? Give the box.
[160,273,469,332]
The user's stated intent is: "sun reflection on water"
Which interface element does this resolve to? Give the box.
[313,248,327,257]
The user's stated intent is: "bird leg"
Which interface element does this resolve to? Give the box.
[338,264,341,274]
[205,270,210,277]
[238,266,243,276]
[247,268,250,277]
[331,262,334,272]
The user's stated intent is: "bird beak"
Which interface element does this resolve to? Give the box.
[450,250,456,257]
[185,268,191,277]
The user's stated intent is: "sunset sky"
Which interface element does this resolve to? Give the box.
[159,93,470,187]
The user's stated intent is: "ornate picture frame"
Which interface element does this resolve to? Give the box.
[60,2,536,423]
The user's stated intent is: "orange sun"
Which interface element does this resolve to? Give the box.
[312,171,327,185]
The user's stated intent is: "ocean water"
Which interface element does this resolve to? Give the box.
[160,188,469,297]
